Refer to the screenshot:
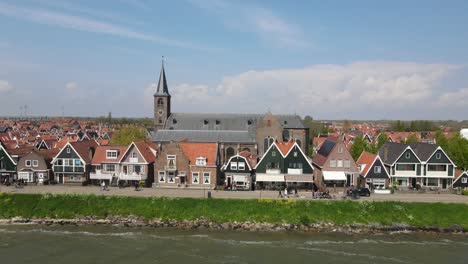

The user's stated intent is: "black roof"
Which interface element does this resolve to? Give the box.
[317,140,336,157]
[378,142,408,165]
[154,62,170,97]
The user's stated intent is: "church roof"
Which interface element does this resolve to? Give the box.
[150,130,256,143]
[154,61,170,96]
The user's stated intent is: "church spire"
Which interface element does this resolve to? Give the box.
[154,57,170,96]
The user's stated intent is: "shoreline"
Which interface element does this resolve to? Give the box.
[1,216,466,235]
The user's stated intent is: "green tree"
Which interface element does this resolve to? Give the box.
[111,126,147,145]
[434,130,449,150]
[368,133,389,154]
[446,133,468,170]
[404,134,418,144]
[350,136,368,161]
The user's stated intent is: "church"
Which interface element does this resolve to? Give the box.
[150,62,309,163]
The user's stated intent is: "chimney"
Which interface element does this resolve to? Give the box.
[383,145,388,162]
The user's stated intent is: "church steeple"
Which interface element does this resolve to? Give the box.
[154,58,171,130]
[154,59,170,96]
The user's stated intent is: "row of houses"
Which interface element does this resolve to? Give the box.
[2,136,467,190]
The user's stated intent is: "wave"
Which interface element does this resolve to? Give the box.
[297,246,409,264]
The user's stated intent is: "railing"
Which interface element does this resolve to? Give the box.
[119,173,147,181]
[53,166,84,173]
[394,170,417,176]
[287,168,303,175]
[426,170,448,177]
[89,172,113,180]
[129,158,138,163]
[266,168,281,174]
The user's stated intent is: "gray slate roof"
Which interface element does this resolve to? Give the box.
[165,113,305,131]
[150,130,256,143]
[154,63,170,96]
[409,142,438,161]
[378,142,408,165]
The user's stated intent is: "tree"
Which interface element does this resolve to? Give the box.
[111,126,147,145]
[350,136,368,161]
[404,134,418,144]
[368,133,388,154]
[446,133,468,170]
[434,130,449,150]
[107,112,112,124]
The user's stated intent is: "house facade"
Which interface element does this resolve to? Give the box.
[0,144,17,183]
[90,145,128,185]
[51,141,97,184]
[154,141,218,189]
[453,170,468,189]
[16,149,58,183]
[119,141,156,186]
[221,151,257,190]
[356,151,390,189]
[378,142,456,189]
[312,137,359,188]
[255,140,314,189]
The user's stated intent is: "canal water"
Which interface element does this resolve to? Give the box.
[0,225,467,264]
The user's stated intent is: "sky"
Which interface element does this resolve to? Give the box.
[1,0,468,120]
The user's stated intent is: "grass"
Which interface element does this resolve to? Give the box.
[0,192,467,229]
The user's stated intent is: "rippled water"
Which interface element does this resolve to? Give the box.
[0,225,467,264]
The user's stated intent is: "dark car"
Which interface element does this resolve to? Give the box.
[355,188,371,197]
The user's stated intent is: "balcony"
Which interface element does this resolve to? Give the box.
[266,168,281,174]
[164,165,177,171]
[426,170,449,177]
[53,166,84,173]
[119,173,147,181]
[90,171,113,181]
[287,168,303,175]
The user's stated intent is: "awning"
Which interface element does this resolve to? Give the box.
[256,174,285,182]
[234,175,247,182]
[322,171,347,181]
[285,175,313,183]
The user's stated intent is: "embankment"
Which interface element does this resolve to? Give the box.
[0,193,466,233]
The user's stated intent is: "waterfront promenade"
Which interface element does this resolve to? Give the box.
[2,185,468,203]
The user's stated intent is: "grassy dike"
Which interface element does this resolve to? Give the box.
[0,193,467,230]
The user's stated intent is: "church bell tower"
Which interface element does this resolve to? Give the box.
[154,59,171,130]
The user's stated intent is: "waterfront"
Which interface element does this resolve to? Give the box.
[0,225,466,264]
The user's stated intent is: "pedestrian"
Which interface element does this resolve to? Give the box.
[294,188,298,197]
[134,181,139,191]
[284,187,288,199]
[101,181,106,191]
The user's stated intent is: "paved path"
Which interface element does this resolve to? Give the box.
[2,185,468,203]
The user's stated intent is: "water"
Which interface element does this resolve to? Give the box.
[0,225,467,264]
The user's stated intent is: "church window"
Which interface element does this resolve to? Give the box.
[157,98,164,107]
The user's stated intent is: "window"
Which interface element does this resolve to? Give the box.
[272,151,276,157]
[131,152,138,158]
[66,147,71,154]
[167,155,176,168]
[196,157,207,166]
[338,147,343,154]
[238,162,246,170]
[405,152,410,159]
[293,152,298,157]
[157,98,164,107]
[192,172,199,184]
[158,171,165,182]
[426,178,439,187]
[436,153,441,159]
[230,162,238,170]
[0,160,4,170]
[374,166,382,173]
[106,150,118,159]
[289,162,303,169]
[134,165,142,174]
[428,165,446,171]
[462,178,467,184]
[330,159,337,168]
[344,159,350,168]
[74,159,81,166]
[337,159,343,168]
[168,172,175,183]
[32,160,39,167]
[25,160,31,167]
[396,164,416,171]
[57,159,63,166]
[105,164,116,172]
[203,172,210,184]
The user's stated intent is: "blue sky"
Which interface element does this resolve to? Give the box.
[1,0,468,120]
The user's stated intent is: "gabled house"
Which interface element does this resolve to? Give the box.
[453,170,468,189]
[118,141,156,186]
[154,141,219,189]
[255,140,314,189]
[16,149,59,183]
[312,137,359,188]
[0,144,17,183]
[51,141,98,184]
[90,145,128,185]
[378,142,456,189]
[356,151,390,189]
[221,151,257,190]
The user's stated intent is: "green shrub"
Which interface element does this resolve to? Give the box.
[462,190,468,196]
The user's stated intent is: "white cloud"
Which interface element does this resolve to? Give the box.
[169,61,465,119]
[65,81,78,94]
[189,0,307,48]
[0,2,205,50]
[0,80,12,93]
[438,88,468,108]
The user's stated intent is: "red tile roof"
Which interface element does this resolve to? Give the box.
[312,153,327,167]
[91,145,128,164]
[178,142,218,166]
[70,140,99,164]
[356,151,377,176]
[134,141,156,163]
[275,140,296,156]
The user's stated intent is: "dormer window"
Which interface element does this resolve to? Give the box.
[66,147,71,154]
[405,152,410,159]
[106,150,118,159]
[436,153,441,159]
[131,152,138,158]
[196,157,207,166]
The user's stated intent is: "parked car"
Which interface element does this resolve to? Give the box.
[355,188,371,197]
